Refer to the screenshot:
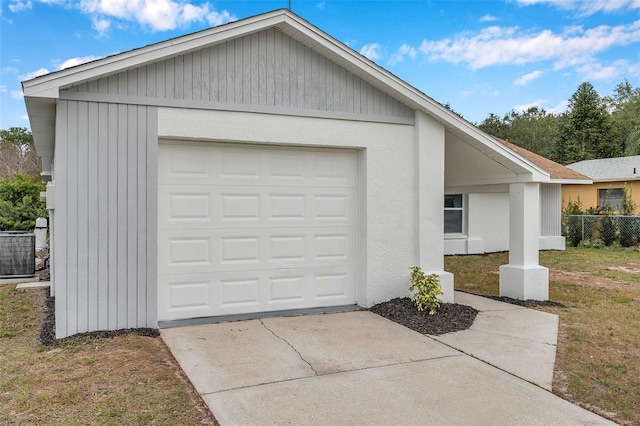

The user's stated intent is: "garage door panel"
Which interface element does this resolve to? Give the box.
[159,186,358,229]
[158,274,214,320]
[158,142,358,322]
[158,145,214,184]
[158,227,357,275]
[158,188,215,228]
[159,143,357,187]
[159,266,356,321]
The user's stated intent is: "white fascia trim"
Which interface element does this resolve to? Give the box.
[592,177,640,183]
[551,178,593,185]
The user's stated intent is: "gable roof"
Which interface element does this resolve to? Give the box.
[497,139,591,184]
[567,155,640,182]
[23,9,550,184]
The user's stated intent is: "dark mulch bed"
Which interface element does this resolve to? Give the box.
[485,294,566,308]
[38,293,159,346]
[370,297,478,335]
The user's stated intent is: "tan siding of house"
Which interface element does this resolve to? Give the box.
[562,181,640,213]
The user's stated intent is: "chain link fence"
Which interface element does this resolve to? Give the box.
[563,215,640,247]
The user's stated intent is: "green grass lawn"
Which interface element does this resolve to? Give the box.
[0,286,216,425]
[446,247,640,426]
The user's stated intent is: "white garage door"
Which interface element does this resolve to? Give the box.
[157,142,359,321]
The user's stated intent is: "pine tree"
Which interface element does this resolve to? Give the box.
[556,82,618,162]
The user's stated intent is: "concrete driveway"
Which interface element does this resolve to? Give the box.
[162,295,614,425]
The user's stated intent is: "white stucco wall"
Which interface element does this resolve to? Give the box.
[444,192,510,255]
[469,193,510,253]
[157,108,442,307]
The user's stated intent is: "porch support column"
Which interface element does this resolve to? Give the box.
[415,110,454,303]
[499,182,549,300]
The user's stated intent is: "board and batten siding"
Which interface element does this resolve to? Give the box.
[540,183,562,237]
[53,99,158,338]
[65,28,414,121]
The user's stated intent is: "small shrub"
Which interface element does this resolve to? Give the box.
[408,266,442,315]
[563,197,584,247]
[620,184,637,216]
[582,238,605,249]
[619,216,640,248]
[0,174,47,231]
[598,213,617,247]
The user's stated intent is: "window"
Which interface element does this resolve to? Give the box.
[444,194,464,234]
[598,188,624,211]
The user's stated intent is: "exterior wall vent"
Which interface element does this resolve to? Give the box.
[0,232,36,278]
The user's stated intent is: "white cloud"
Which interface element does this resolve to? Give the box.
[316,1,326,10]
[14,56,103,84]
[359,43,381,61]
[56,55,103,70]
[419,21,640,70]
[78,0,235,32]
[0,85,7,94]
[548,99,569,114]
[92,16,111,35]
[514,70,543,86]
[2,66,20,75]
[20,113,29,121]
[19,67,50,81]
[479,14,498,22]
[515,0,640,15]
[389,44,417,65]
[576,59,629,80]
[8,0,33,12]
[513,98,548,111]
[10,90,24,99]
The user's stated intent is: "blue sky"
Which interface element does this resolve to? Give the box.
[1,0,640,130]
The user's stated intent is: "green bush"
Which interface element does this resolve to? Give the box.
[408,266,442,315]
[562,197,584,247]
[0,174,47,231]
[598,214,617,247]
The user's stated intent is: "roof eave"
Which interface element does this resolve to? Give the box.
[553,178,593,185]
[22,8,549,182]
[591,177,640,183]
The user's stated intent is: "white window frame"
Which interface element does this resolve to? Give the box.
[444,194,466,236]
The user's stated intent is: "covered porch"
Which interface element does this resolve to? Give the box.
[443,131,550,300]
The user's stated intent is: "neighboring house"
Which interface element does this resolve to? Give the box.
[564,156,640,213]
[445,139,592,254]
[25,10,554,339]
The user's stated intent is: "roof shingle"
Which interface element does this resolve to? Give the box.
[495,138,591,182]
[567,156,640,181]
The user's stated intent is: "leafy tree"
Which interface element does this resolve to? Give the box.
[625,127,640,156]
[0,174,47,231]
[0,127,41,181]
[478,107,559,159]
[606,80,640,155]
[551,113,584,164]
[479,80,639,163]
[553,82,617,163]
[478,112,509,140]
[506,107,559,158]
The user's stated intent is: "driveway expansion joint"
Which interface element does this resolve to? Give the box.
[467,326,558,346]
[259,319,318,376]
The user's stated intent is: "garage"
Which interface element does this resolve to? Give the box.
[157,141,359,321]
